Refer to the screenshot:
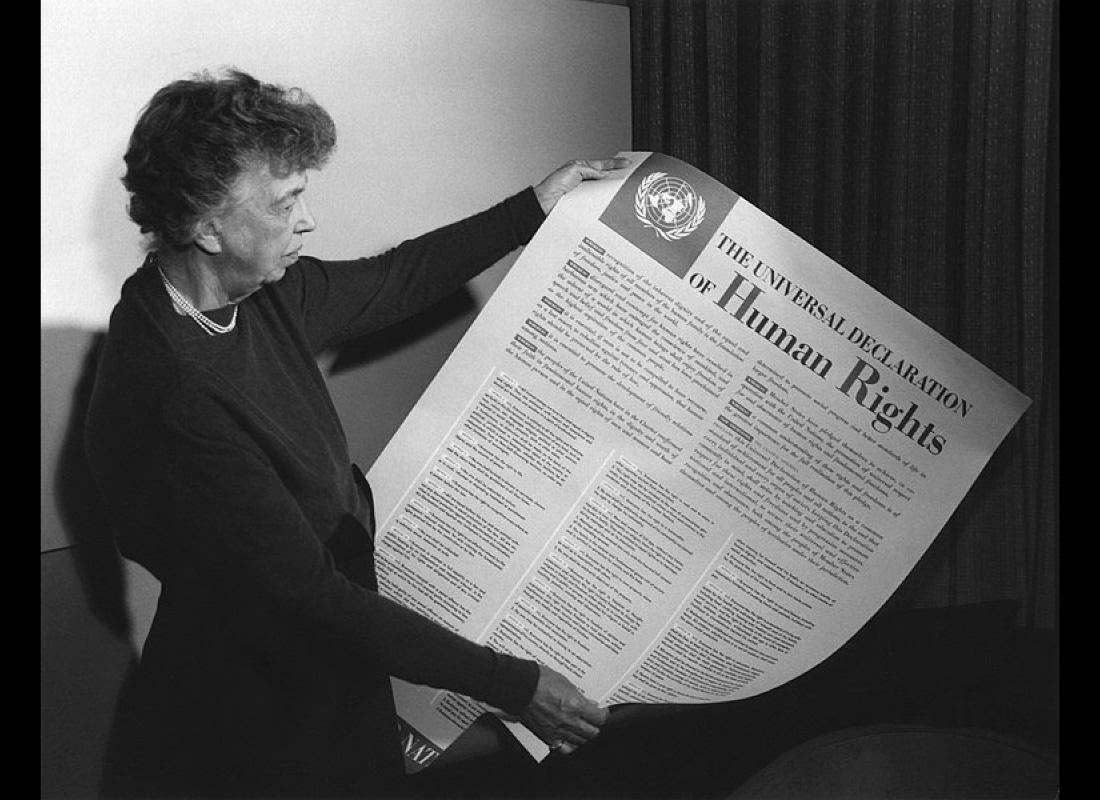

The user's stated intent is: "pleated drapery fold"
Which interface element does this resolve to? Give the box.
[628,0,1058,629]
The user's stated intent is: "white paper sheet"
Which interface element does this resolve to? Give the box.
[368,152,1031,766]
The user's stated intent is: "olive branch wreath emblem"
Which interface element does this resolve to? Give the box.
[633,172,707,241]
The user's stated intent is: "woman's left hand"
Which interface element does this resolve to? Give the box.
[534,157,631,215]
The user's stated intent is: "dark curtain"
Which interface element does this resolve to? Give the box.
[628,0,1058,629]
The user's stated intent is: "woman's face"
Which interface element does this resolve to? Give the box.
[211,163,317,303]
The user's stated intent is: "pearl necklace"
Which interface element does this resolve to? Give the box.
[156,262,238,336]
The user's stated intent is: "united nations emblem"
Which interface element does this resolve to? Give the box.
[634,172,706,241]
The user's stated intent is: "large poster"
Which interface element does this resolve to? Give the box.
[367,153,1031,768]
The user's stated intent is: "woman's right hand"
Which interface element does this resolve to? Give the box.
[519,664,608,755]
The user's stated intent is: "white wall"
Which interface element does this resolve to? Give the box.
[41,4,629,794]
[42,0,631,328]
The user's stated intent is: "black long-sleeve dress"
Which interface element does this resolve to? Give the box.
[85,188,545,798]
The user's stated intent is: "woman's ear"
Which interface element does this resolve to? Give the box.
[193,218,223,255]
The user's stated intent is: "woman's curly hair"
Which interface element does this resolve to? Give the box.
[122,68,337,251]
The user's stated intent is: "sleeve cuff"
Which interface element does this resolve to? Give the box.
[503,186,548,247]
[481,649,540,716]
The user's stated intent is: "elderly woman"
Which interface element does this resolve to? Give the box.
[85,68,625,799]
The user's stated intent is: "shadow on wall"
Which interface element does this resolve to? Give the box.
[43,326,142,799]
[53,330,130,640]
